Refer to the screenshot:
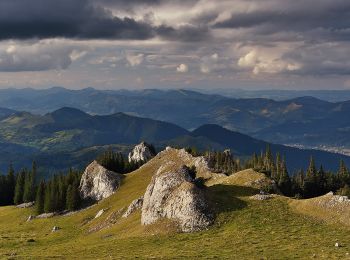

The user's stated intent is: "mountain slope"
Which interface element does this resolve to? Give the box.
[3,87,350,151]
[0,149,349,259]
[0,108,349,173]
[192,124,350,172]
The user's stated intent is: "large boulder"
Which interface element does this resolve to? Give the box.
[128,142,156,163]
[141,163,213,232]
[79,161,123,201]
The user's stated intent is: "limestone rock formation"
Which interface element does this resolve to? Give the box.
[79,161,123,201]
[123,196,144,218]
[52,226,60,232]
[94,209,105,219]
[16,202,35,208]
[128,142,156,163]
[141,164,213,232]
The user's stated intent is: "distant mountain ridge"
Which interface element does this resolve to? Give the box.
[0,107,349,175]
[2,87,350,153]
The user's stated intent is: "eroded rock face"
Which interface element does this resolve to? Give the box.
[123,196,144,218]
[79,161,123,201]
[141,164,213,232]
[128,142,156,163]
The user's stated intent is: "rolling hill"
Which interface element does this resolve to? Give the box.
[0,108,349,174]
[0,148,349,259]
[1,87,350,151]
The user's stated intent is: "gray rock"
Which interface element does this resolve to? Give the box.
[123,196,144,218]
[250,194,274,200]
[26,215,35,222]
[128,142,156,163]
[36,212,56,219]
[79,161,123,201]
[141,164,213,232]
[52,226,60,232]
[94,209,105,219]
[16,202,34,208]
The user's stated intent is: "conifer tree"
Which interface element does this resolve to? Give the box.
[35,180,45,214]
[66,183,80,211]
[306,156,317,180]
[6,164,16,204]
[14,170,25,205]
[303,156,318,198]
[44,181,52,213]
[278,159,291,196]
[22,170,32,203]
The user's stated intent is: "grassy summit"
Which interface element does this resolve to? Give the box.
[0,148,349,259]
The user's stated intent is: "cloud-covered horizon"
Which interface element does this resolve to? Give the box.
[0,0,349,90]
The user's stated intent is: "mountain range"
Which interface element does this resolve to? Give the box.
[1,87,350,152]
[0,106,349,176]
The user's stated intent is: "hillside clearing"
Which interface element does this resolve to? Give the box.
[0,150,349,259]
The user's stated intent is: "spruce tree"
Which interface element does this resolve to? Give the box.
[303,156,318,198]
[66,184,80,211]
[278,159,291,196]
[306,156,317,180]
[35,180,45,214]
[44,181,52,213]
[6,164,15,204]
[14,170,25,205]
[22,170,32,203]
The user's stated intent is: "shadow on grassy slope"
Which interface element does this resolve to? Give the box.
[207,184,257,214]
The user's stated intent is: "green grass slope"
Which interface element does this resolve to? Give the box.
[0,149,350,259]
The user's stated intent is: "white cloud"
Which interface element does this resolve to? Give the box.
[126,53,144,66]
[0,40,87,72]
[176,63,189,72]
[237,48,302,75]
[200,53,220,73]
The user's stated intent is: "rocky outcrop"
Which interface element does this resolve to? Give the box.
[141,164,213,232]
[128,142,156,163]
[16,202,35,208]
[79,161,123,201]
[94,209,105,219]
[36,212,56,219]
[123,196,144,218]
[250,193,275,201]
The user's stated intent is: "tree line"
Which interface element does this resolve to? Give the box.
[202,145,350,199]
[96,149,145,174]
[0,148,146,213]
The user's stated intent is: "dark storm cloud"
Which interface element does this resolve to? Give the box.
[0,0,153,40]
[214,1,350,35]
[156,25,210,42]
[0,0,206,41]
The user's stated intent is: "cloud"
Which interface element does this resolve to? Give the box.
[237,48,302,75]
[200,53,219,73]
[126,53,144,66]
[176,63,188,72]
[0,0,155,40]
[0,40,87,72]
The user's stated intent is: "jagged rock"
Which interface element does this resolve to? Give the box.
[223,149,231,156]
[128,142,156,163]
[36,212,56,219]
[26,215,35,222]
[94,209,105,219]
[52,226,60,232]
[16,202,35,208]
[123,196,144,218]
[141,164,213,232]
[250,194,275,201]
[79,161,123,201]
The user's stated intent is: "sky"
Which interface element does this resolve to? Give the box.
[0,0,349,90]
